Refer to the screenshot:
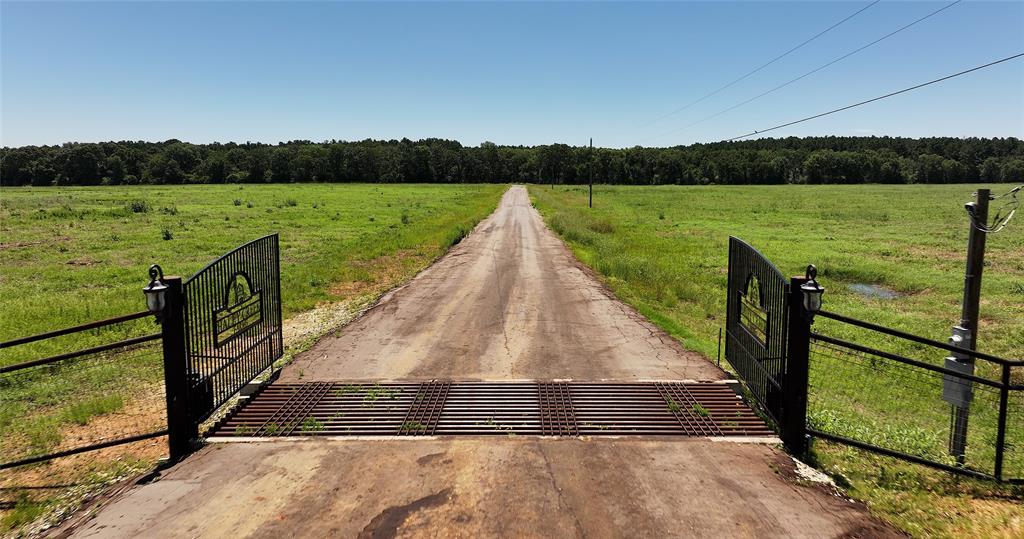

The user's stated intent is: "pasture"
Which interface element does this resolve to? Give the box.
[529,183,1024,537]
[0,183,505,533]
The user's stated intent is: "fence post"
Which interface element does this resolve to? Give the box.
[783,275,811,456]
[994,364,1010,480]
[160,276,195,461]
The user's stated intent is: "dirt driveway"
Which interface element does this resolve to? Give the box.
[281,185,720,382]
[64,186,898,538]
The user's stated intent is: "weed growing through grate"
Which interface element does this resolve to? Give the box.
[401,421,427,433]
[362,384,401,406]
[264,423,280,435]
[234,424,253,436]
[334,384,360,398]
[691,403,710,418]
[665,398,681,414]
[301,416,324,432]
[481,416,513,432]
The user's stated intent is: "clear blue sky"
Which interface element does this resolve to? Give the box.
[2,1,1022,148]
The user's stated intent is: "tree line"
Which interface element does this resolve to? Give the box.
[2,136,1022,187]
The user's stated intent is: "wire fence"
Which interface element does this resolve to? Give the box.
[0,316,167,469]
[808,337,1022,480]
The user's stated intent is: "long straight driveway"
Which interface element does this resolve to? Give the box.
[67,186,897,538]
[281,185,719,382]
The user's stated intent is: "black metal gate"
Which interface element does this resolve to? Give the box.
[183,234,283,423]
[724,236,1021,482]
[724,236,792,422]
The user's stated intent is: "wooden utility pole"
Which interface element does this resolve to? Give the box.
[588,138,593,209]
[947,188,989,463]
[960,189,989,349]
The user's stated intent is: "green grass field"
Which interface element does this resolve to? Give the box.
[0,183,505,534]
[529,183,1024,538]
[0,184,505,358]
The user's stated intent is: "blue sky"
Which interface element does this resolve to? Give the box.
[2,1,1022,148]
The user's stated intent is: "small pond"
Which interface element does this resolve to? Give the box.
[848,283,901,300]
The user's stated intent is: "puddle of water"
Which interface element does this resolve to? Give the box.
[848,283,900,300]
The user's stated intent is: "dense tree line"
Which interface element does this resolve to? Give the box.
[2,136,1022,187]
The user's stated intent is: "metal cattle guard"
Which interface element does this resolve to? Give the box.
[182,234,283,426]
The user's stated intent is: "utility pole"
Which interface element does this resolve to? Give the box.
[960,188,989,350]
[588,138,593,209]
[945,188,989,464]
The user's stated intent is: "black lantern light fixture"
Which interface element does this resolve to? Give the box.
[143,264,168,318]
[800,264,825,317]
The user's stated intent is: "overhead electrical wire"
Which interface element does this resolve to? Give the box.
[648,0,963,143]
[969,184,1022,234]
[644,0,880,127]
[722,52,1024,142]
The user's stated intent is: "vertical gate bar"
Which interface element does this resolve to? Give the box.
[161,276,195,460]
[994,364,1010,480]
[783,275,811,456]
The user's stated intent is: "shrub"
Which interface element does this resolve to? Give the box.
[587,219,615,234]
[126,200,150,213]
[161,228,173,240]
[285,198,298,207]
[233,199,242,206]
[401,211,410,225]
[446,225,468,247]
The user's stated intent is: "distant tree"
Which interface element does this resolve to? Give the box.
[60,144,103,185]
[103,155,125,184]
[979,157,1002,182]
[1001,159,1024,183]
[915,154,946,184]
[145,155,185,184]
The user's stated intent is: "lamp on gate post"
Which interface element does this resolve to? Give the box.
[143,264,168,320]
[800,264,825,320]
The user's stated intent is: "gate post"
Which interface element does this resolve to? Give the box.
[160,276,196,461]
[782,275,811,456]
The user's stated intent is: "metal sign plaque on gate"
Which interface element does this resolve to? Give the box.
[739,274,770,346]
[213,272,263,347]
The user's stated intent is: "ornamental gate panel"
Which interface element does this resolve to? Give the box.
[183,234,283,423]
[724,236,792,423]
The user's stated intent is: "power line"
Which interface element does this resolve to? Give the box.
[970,184,1022,234]
[724,52,1024,142]
[645,0,880,127]
[650,0,962,143]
